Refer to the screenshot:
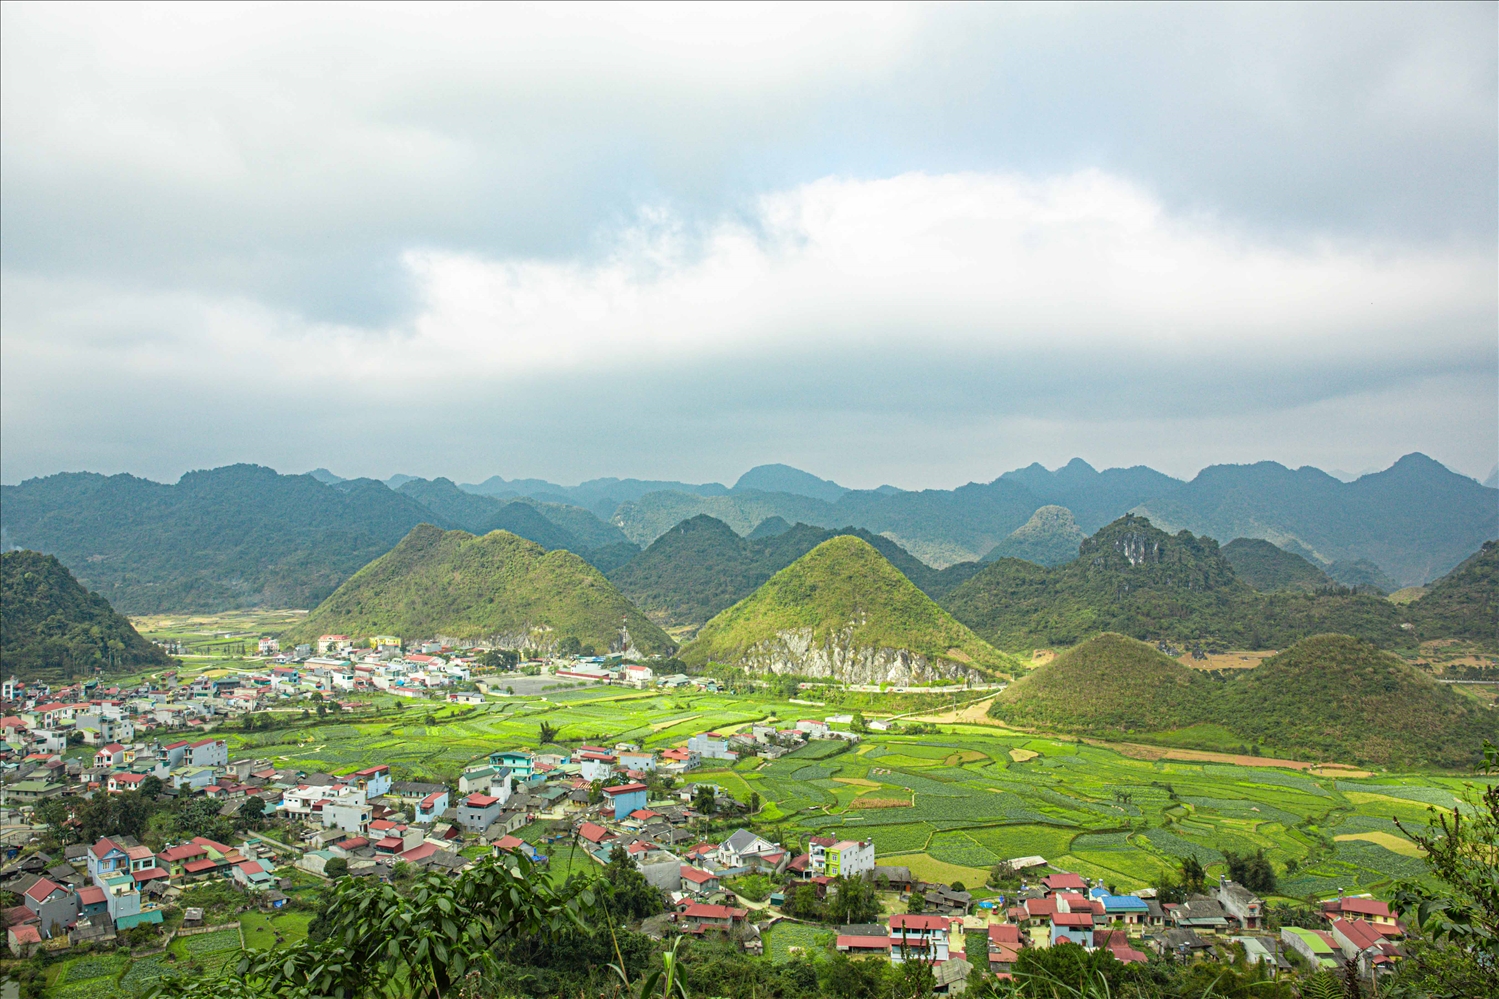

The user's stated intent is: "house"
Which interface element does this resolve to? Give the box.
[1322,896,1401,936]
[94,743,128,768]
[1330,918,1402,976]
[488,751,534,779]
[188,738,229,767]
[1155,928,1213,961]
[414,789,450,823]
[1213,877,1264,929]
[347,765,392,799]
[821,839,874,878]
[679,902,748,933]
[602,782,649,821]
[107,772,150,794]
[577,822,616,847]
[1169,896,1230,934]
[987,923,1025,975]
[1050,910,1095,948]
[680,866,721,894]
[889,913,950,964]
[837,923,892,958]
[1229,935,1290,974]
[322,799,374,835]
[492,835,545,863]
[233,860,276,892]
[1281,927,1340,970]
[157,843,210,880]
[1041,872,1088,893]
[618,750,655,772]
[456,793,503,833]
[686,734,737,762]
[1094,929,1149,964]
[1090,889,1151,925]
[715,829,779,870]
[458,766,500,795]
[22,878,77,938]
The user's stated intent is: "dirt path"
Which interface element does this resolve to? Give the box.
[903,695,1001,725]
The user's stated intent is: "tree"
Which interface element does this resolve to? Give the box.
[538,721,561,745]
[1223,849,1277,895]
[237,797,266,830]
[906,891,927,914]
[748,791,761,816]
[140,775,164,798]
[1391,740,1499,995]
[558,636,583,657]
[692,784,718,817]
[602,845,665,921]
[825,875,879,926]
[1179,854,1206,893]
[235,852,600,999]
[323,857,348,879]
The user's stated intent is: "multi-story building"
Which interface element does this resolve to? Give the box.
[888,914,950,964]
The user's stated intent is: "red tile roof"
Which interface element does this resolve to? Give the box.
[1328,897,1393,919]
[493,835,525,852]
[838,935,891,950]
[78,886,106,905]
[1043,873,1088,891]
[184,858,219,873]
[463,794,499,807]
[133,866,170,882]
[889,914,949,931]
[680,866,718,884]
[988,924,1023,945]
[22,879,61,903]
[682,903,746,920]
[578,822,614,844]
[602,782,647,795]
[1054,911,1095,927]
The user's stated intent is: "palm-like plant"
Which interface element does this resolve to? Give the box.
[611,934,689,999]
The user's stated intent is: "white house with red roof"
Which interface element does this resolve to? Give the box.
[107,772,149,794]
[679,865,721,894]
[94,743,128,768]
[889,913,951,964]
[413,788,450,823]
[1323,896,1401,936]
[1330,917,1402,977]
[456,793,503,832]
[677,901,748,933]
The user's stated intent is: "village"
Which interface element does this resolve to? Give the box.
[0,636,1407,989]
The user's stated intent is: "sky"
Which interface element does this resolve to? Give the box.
[3,2,1496,489]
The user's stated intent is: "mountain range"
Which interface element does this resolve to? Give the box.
[3,453,1493,616]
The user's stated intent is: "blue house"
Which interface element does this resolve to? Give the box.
[488,751,534,779]
[1090,888,1151,926]
[601,782,648,821]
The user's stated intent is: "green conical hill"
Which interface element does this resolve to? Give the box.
[1216,634,1499,769]
[989,633,1208,732]
[1221,538,1333,593]
[2,550,172,682]
[1408,541,1497,647]
[679,535,1018,684]
[283,525,671,655]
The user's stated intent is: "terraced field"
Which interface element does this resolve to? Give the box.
[216,685,1471,902]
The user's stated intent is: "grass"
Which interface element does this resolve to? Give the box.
[763,921,828,963]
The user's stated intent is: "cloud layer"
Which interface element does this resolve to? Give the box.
[2,3,1494,486]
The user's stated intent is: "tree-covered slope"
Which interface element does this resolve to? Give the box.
[2,550,172,682]
[283,526,672,655]
[943,515,1407,652]
[608,516,979,629]
[1215,635,1498,769]
[0,465,450,613]
[989,633,1209,732]
[982,506,1086,567]
[678,535,1018,684]
[1221,538,1334,592]
[987,632,1497,769]
[1408,541,1498,647]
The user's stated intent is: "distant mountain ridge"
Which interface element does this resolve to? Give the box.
[0,465,448,613]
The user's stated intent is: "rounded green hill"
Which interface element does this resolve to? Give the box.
[679,534,1018,684]
[283,525,671,654]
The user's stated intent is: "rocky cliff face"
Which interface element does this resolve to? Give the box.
[733,624,986,686]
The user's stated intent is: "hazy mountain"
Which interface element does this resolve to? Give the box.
[999,459,1184,532]
[283,525,671,655]
[307,468,347,485]
[942,515,1406,652]
[0,465,449,613]
[988,632,1497,768]
[732,464,848,503]
[460,474,730,522]
[1325,558,1399,595]
[395,477,636,571]
[2,549,173,683]
[981,505,1086,566]
[1220,538,1334,592]
[678,536,1018,685]
[747,516,794,539]
[1486,466,1498,489]
[1133,453,1498,586]
[608,515,981,628]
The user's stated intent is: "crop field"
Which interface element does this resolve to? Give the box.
[206,681,1472,904]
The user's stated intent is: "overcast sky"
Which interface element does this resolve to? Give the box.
[3,2,1495,489]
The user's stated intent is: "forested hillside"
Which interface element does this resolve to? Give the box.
[608,516,980,628]
[283,526,671,655]
[981,505,1086,566]
[1221,538,1333,592]
[990,632,1498,769]
[1407,541,1498,647]
[0,465,447,613]
[942,516,1407,652]
[1,550,171,682]
[679,536,1018,684]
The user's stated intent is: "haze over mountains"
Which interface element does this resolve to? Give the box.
[1,453,1494,619]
